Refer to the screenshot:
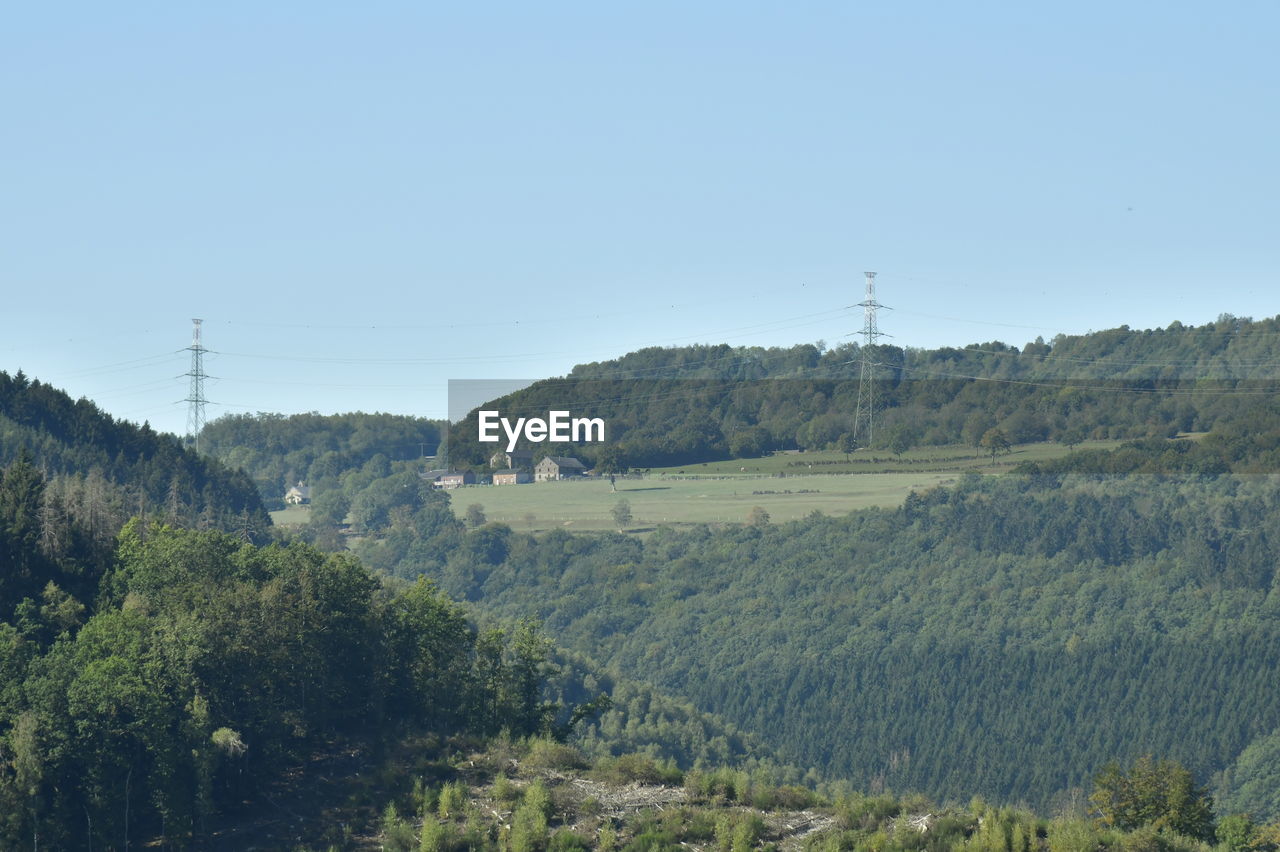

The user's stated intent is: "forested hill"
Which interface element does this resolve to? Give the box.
[447,314,1280,467]
[568,313,1279,382]
[0,370,267,532]
[0,438,795,847]
[418,472,1280,818]
[199,411,446,508]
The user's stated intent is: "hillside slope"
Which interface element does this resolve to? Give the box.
[0,370,268,533]
[419,472,1280,813]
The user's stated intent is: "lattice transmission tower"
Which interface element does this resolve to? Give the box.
[852,272,890,445]
[185,318,208,452]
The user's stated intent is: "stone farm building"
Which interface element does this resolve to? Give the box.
[489,449,535,471]
[437,471,476,488]
[493,469,532,485]
[422,469,476,488]
[534,456,586,482]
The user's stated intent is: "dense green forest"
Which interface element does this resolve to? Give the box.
[0,442,802,847]
[199,411,445,508]
[0,455,607,847]
[0,370,269,534]
[409,472,1280,818]
[445,315,1280,468]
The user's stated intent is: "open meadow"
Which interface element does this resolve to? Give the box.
[449,440,1120,532]
[269,505,312,526]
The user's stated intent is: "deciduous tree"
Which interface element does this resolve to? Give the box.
[611,499,633,528]
[1090,755,1215,841]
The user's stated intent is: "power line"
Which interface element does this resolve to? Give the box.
[894,363,1280,395]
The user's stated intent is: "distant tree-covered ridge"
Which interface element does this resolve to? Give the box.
[0,370,268,534]
[445,314,1280,468]
[199,411,446,508]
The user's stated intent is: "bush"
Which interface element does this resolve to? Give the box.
[621,826,678,852]
[521,779,553,820]
[493,773,520,804]
[593,753,683,786]
[437,780,468,820]
[548,829,593,852]
[687,768,747,803]
[748,780,822,811]
[380,803,417,852]
[511,792,550,852]
[1118,825,1173,852]
[1048,817,1106,852]
[525,737,590,772]
[835,793,901,831]
[419,817,450,852]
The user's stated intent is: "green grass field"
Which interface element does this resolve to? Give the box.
[451,440,1121,532]
[269,505,312,526]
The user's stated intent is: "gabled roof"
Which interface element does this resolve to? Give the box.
[540,456,586,469]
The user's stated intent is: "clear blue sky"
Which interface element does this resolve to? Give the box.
[3,2,1276,435]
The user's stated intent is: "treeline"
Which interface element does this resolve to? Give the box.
[405,472,1280,815]
[445,314,1280,468]
[199,411,445,508]
[1016,406,1280,477]
[0,370,268,533]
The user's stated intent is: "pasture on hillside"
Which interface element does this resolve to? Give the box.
[450,440,1120,532]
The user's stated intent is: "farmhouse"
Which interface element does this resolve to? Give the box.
[284,482,312,505]
[489,449,535,470]
[421,469,476,488]
[493,469,531,485]
[436,471,476,488]
[534,456,586,482]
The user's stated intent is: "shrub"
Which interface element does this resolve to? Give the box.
[1048,817,1106,852]
[511,794,550,852]
[380,803,416,852]
[593,753,683,786]
[437,780,468,820]
[548,830,593,852]
[493,773,521,804]
[419,818,449,852]
[525,737,590,772]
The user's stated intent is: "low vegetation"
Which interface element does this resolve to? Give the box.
[373,739,1280,852]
